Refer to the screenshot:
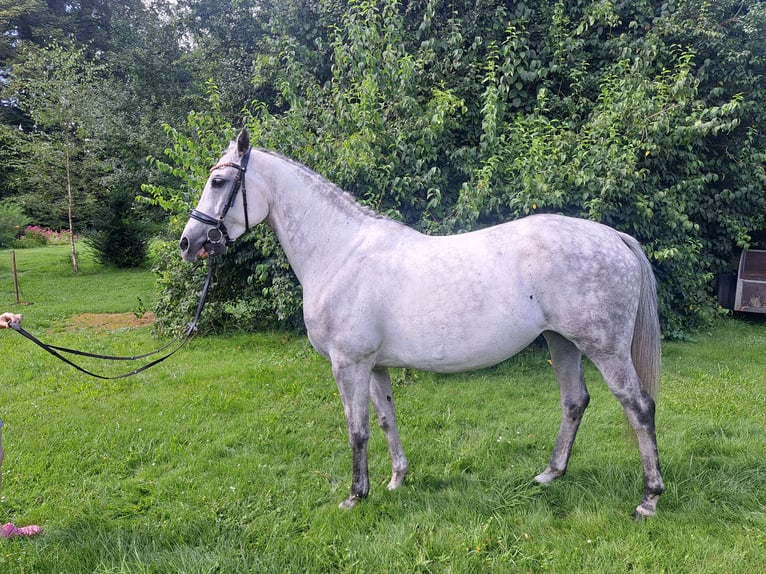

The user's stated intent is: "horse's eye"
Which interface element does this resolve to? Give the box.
[211,177,226,188]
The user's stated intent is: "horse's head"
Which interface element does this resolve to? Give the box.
[179,129,269,261]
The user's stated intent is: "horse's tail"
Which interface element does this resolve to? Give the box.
[620,233,661,400]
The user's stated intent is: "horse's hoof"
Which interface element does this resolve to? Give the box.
[339,494,361,509]
[634,500,657,519]
[633,490,660,519]
[387,469,407,491]
[534,468,563,484]
[634,504,656,520]
[534,472,553,484]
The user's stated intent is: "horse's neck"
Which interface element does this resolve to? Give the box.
[259,153,388,284]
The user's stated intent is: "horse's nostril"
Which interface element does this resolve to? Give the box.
[179,237,189,251]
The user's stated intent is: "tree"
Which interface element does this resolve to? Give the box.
[1,0,197,267]
[86,188,150,268]
[4,42,110,271]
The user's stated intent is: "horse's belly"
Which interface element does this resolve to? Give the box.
[367,259,546,372]
[375,314,544,373]
[379,345,533,373]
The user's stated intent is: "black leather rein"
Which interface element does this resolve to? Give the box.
[10,149,254,379]
[9,255,216,380]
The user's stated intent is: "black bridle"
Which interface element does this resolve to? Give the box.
[189,147,252,255]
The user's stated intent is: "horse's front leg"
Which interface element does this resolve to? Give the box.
[370,367,408,490]
[333,360,373,509]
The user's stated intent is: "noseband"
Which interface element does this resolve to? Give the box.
[189,147,252,255]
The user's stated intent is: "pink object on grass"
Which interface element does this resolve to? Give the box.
[1,522,41,538]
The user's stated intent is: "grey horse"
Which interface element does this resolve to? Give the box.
[180,130,664,517]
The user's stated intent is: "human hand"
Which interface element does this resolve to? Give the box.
[0,312,22,328]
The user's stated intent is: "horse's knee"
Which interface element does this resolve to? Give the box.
[375,410,389,430]
[349,429,369,449]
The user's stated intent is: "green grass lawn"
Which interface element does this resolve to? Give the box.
[0,245,764,573]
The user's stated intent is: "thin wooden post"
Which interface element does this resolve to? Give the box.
[11,250,20,304]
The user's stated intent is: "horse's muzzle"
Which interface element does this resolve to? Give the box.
[179,228,229,261]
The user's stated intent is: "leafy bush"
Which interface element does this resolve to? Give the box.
[14,226,49,247]
[0,200,31,247]
[144,0,766,338]
[150,235,303,336]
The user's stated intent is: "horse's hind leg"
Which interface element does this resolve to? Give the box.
[591,354,664,518]
[370,368,409,490]
[535,331,590,484]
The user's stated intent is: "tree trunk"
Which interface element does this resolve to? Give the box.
[65,139,79,273]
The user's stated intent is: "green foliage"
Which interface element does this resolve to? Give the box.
[253,0,467,226]
[146,0,468,333]
[13,226,48,248]
[141,83,238,233]
[151,234,303,335]
[11,226,74,249]
[1,2,195,235]
[314,0,466,225]
[456,41,745,334]
[149,0,766,337]
[2,41,113,231]
[0,200,31,247]
[86,189,150,268]
[5,0,766,337]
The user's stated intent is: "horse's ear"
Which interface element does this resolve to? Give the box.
[237,128,250,155]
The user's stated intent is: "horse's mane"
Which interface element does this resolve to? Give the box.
[251,147,393,223]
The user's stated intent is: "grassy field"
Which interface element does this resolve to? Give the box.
[0,244,763,573]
